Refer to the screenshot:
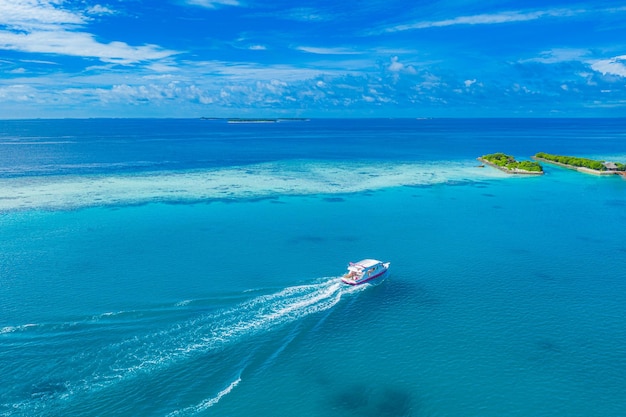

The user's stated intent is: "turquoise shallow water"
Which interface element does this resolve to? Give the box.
[1,119,626,416]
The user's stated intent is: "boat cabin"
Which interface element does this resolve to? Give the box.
[342,259,390,285]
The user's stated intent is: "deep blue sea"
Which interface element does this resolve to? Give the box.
[1,118,625,416]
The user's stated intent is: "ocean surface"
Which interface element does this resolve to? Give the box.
[1,118,625,417]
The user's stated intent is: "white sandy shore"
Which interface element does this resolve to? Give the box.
[0,160,507,212]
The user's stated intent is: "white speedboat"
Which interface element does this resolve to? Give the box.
[341,259,390,285]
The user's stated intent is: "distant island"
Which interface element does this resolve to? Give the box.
[200,117,310,123]
[534,152,625,176]
[478,153,544,175]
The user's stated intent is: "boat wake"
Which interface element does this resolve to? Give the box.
[0,277,367,416]
[165,375,242,417]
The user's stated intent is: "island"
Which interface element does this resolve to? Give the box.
[533,152,626,176]
[478,153,544,175]
[200,117,310,123]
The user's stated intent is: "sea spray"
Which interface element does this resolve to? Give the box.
[0,278,366,416]
[164,354,251,417]
[166,377,242,416]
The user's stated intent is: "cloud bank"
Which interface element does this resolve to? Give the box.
[0,0,178,64]
[0,1,625,117]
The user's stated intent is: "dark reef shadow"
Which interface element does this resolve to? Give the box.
[29,379,68,400]
[403,184,432,189]
[535,339,562,354]
[575,235,603,244]
[374,387,414,417]
[533,271,555,281]
[605,199,626,207]
[328,384,414,417]
[288,235,359,245]
[330,384,369,412]
[445,179,476,187]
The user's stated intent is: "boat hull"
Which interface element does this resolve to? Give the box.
[341,262,390,285]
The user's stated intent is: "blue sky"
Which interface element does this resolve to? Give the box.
[1,0,626,118]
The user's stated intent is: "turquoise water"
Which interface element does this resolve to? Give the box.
[1,119,626,416]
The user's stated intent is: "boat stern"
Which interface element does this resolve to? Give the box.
[341,276,358,285]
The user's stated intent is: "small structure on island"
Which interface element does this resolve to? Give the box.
[534,152,626,176]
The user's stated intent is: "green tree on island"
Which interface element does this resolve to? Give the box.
[535,152,625,171]
[481,153,543,172]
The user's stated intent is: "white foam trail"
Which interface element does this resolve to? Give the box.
[0,324,38,334]
[0,160,506,212]
[2,278,362,415]
[255,323,302,375]
[133,279,347,368]
[165,377,242,417]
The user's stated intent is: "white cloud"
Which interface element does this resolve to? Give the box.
[60,82,217,106]
[21,58,58,65]
[249,45,266,50]
[297,46,362,55]
[388,56,403,72]
[245,7,332,23]
[0,0,178,64]
[464,79,476,87]
[185,0,240,8]
[373,47,420,55]
[0,0,85,31]
[413,73,442,90]
[86,5,116,16]
[281,8,332,22]
[387,56,416,74]
[0,83,36,101]
[0,30,177,64]
[386,8,580,32]
[523,48,590,64]
[511,83,534,94]
[590,55,626,77]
